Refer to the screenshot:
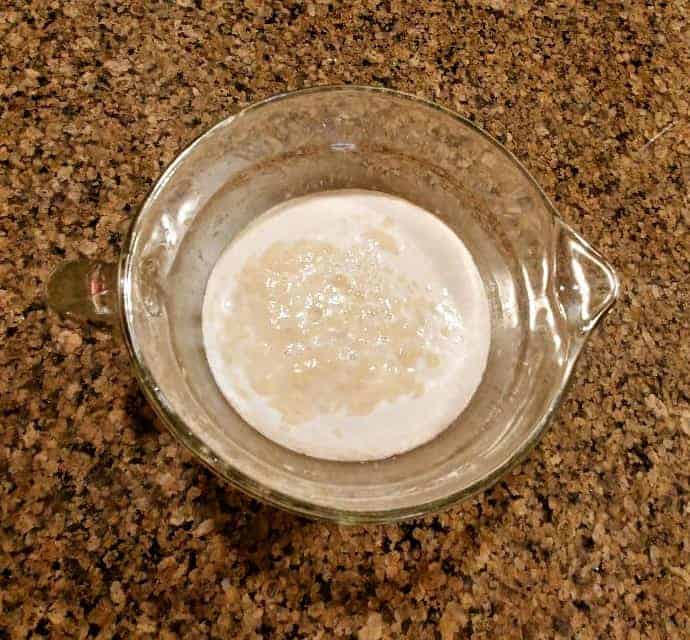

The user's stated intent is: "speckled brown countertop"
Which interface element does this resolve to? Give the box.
[1,1,689,638]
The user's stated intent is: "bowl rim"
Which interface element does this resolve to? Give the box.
[118,84,618,524]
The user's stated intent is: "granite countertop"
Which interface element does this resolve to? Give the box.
[1,1,689,638]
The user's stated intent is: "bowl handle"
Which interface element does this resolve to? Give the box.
[554,218,619,335]
[46,260,120,326]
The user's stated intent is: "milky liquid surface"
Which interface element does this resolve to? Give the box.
[202,190,491,461]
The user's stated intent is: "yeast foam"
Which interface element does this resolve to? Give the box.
[202,190,490,461]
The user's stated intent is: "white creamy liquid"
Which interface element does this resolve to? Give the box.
[202,190,490,461]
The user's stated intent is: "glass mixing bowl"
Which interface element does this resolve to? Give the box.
[47,86,618,523]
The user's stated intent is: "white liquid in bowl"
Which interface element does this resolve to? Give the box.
[202,190,490,461]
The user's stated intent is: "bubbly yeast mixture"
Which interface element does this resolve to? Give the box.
[202,190,491,461]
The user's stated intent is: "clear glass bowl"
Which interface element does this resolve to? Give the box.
[47,86,618,523]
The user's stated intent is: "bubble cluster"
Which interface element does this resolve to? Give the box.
[218,228,463,425]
